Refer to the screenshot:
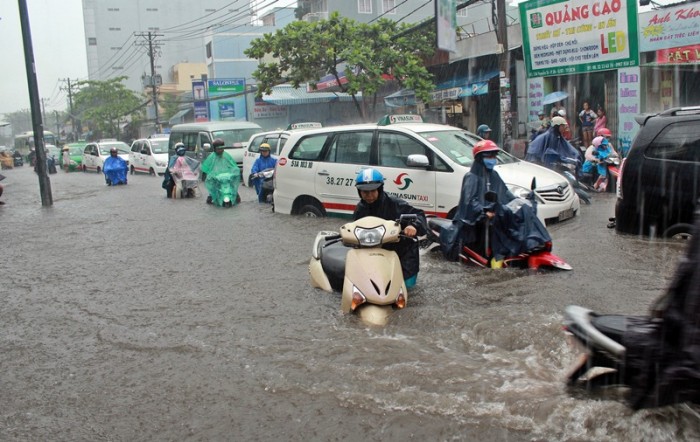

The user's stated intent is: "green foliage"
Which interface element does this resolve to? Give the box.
[73,77,144,139]
[245,12,435,120]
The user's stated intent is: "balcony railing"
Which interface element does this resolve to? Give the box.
[302,11,328,22]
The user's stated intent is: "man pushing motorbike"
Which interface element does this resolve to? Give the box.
[201,138,241,206]
[353,168,427,288]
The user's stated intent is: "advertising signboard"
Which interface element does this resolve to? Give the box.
[519,0,639,77]
[192,80,209,122]
[207,78,247,121]
[639,3,700,52]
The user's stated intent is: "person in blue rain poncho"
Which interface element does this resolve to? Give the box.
[250,143,277,203]
[582,136,617,192]
[440,140,551,268]
[525,116,581,169]
[201,138,241,206]
[103,147,128,185]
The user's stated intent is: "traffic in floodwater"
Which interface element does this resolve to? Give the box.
[1,167,698,441]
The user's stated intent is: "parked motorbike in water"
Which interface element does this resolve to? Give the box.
[424,188,571,271]
[309,214,417,325]
[206,172,241,207]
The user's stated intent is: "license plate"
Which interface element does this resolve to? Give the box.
[559,208,574,221]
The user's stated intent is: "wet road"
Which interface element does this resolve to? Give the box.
[1,166,698,441]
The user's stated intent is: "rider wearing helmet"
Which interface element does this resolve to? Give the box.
[201,138,240,205]
[443,140,551,267]
[250,143,277,203]
[103,145,128,186]
[163,142,187,197]
[476,124,492,139]
[353,168,427,288]
[525,115,581,168]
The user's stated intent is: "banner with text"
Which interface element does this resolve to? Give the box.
[617,67,641,157]
[207,78,247,121]
[639,3,700,52]
[519,0,639,78]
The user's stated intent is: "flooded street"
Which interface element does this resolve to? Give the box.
[1,166,698,441]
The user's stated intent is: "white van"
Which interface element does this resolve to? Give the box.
[168,121,263,167]
[273,115,580,224]
[242,123,322,186]
[81,140,130,173]
[129,135,169,175]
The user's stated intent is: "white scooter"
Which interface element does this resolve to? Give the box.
[309,215,417,325]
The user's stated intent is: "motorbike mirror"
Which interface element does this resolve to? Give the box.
[203,143,211,152]
[530,177,537,190]
[484,190,498,203]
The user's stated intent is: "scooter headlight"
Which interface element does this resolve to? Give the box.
[395,288,406,309]
[354,225,386,246]
[351,285,366,311]
[223,196,231,203]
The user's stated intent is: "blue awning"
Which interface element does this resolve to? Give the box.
[261,85,361,106]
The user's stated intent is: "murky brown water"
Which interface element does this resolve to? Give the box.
[1,166,698,441]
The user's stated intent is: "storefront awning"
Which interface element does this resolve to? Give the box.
[261,85,360,106]
[168,108,192,125]
[430,70,500,101]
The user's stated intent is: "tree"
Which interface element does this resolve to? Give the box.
[245,13,435,121]
[73,77,144,140]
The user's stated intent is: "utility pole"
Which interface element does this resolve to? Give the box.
[62,78,79,140]
[54,110,60,136]
[41,97,47,126]
[495,0,511,151]
[18,0,52,206]
[136,32,163,133]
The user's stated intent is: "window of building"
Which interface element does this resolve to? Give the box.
[146,8,158,12]
[108,27,121,31]
[457,8,467,17]
[382,0,397,14]
[358,0,372,14]
[88,38,97,46]
[206,42,212,59]
[107,8,119,12]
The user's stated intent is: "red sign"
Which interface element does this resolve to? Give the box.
[656,44,700,64]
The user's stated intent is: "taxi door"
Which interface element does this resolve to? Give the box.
[374,131,437,214]
[313,130,375,216]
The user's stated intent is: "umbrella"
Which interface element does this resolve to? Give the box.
[542,91,568,105]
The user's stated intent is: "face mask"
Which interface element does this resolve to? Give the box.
[483,158,497,170]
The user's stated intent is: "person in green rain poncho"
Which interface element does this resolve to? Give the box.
[201,138,241,206]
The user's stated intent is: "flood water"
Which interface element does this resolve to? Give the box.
[1,166,698,441]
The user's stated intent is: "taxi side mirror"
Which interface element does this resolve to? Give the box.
[406,154,429,168]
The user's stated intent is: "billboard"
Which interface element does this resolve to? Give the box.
[519,0,639,77]
[207,78,247,121]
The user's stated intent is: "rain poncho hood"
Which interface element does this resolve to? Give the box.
[353,191,427,280]
[103,155,128,184]
[622,208,700,409]
[526,127,581,168]
[202,151,241,206]
[440,158,551,260]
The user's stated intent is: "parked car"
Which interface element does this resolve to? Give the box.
[61,143,87,171]
[82,140,130,173]
[273,115,580,225]
[242,123,322,186]
[615,106,700,239]
[129,136,169,175]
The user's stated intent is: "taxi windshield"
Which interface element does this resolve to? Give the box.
[419,130,518,167]
[149,140,168,153]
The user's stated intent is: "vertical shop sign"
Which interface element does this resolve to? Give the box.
[519,0,639,77]
[207,78,247,121]
[527,77,545,122]
[617,67,641,157]
[192,80,209,122]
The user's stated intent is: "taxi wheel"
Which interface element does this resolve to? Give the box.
[299,204,323,218]
[82,165,86,172]
[130,165,135,175]
[149,168,155,176]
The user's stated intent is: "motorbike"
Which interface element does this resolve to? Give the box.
[13,151,23,167]
[552,159,592,205]
[424,188,572,271]
[170,157,201,199]
[103,159,128,186]
[581,156,620,193]
[309,214,417,325]
[206,172,241,207]
[250,168,274,203]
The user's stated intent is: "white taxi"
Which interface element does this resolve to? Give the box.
[129,136,169,175]
[242,123,322,187]
[273,115,580,224]
[82,140,130,173]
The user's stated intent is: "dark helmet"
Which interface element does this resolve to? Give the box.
[259,143,271,152]
[355,168,385,191]
[472,140,499,158]
[212,138,225,148]
[175,143,186,156]
[476,124,492,138]
[109,147,118,154]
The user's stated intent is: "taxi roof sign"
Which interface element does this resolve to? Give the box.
[378,114,424,126]
[286,122,322,130]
